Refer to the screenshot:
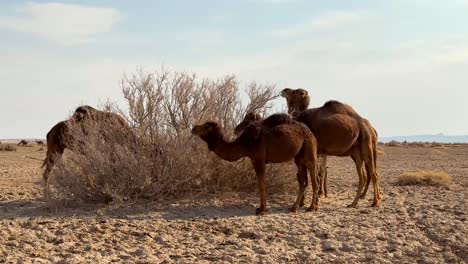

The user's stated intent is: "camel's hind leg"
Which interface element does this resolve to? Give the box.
[305,149,320,212]
[252,160,268,215]
[360,164,371,199]
[318,155,328,198]
[363,151,381,207]
[290,160,307,212]
[348,148,366,208]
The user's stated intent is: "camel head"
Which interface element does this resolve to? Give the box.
[280,88,310,117]
[234,112,262,136]
[191,122,221,138]
[71,105,98,122]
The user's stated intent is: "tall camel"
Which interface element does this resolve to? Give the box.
[192,113,320,215]
[41,105,130,198]
[281,89,381,207]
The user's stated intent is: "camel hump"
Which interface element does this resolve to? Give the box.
[323,100,361,118]
[261,113,294,128]
[323,100,344,108]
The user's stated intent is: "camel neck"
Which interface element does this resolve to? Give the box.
[203,132,247,162]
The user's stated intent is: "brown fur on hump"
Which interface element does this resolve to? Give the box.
[234,112,263,136]
[322,100,361,118]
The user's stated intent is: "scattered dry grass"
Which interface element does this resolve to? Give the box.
[0,144,17,151]
[377,146,386,156]
[396,170,453,186]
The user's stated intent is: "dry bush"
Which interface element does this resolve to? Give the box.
[407,142,426,147]
[396,170,453,186]
[49,68,293,203]
[0,144,17,152]
[385,140,400,147]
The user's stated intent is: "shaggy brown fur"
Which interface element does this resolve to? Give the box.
[281,88,381,208]
[234,112,263,136]
[192,113,320,215]
[42,105,130,198]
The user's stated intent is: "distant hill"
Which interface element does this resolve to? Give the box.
[380,133,468,143]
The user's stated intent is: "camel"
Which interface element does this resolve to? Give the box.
[17,140,29,146]
[192,113,320,215]
[36,140,44,145]
[280,88,381,208]
[235,112,311,207]
[41,105,130,198]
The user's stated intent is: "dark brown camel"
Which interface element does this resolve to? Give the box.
[17,140,29,146]
[192,113,320,215]
[41,105,130,198]
[235,112,310,208]
[281,88,381,208]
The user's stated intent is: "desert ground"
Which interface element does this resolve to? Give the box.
[0,143,467,263]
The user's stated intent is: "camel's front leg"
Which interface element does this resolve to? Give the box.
[252,160,267,215]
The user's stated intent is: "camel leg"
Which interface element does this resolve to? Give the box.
[306,153,319,212]
[348,150,365,208]
[318,155,328,198]
[252,160,268,215]
[290,161,307,212]
[364,154,381,207]
[305,142,320,212]
[358,136,382,207]
[42,161,53,199]
[360,164,371,198]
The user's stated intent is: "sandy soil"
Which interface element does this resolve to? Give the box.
[0,144,467,263]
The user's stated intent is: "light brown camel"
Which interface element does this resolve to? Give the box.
[41,105,130,198]
[192,113,320,215]
[281,88,381,208]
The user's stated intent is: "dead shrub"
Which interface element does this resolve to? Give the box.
[49,68,293,203]
[396,170,453,186]
[0,144,17,152]
[386,140,400,147]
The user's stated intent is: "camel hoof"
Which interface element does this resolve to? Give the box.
[372,201,381,207]
[255,208,268,215]
[299,201,305,207]
[288,207,297,213]
[306,205,318,212]
[347,203,358,208]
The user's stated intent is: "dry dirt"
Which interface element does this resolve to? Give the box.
[0,144,467,263]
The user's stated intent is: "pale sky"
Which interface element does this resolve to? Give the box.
[1,0,467,139]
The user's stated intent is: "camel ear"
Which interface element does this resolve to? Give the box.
[280,88,292,98]
[300,90,308,97]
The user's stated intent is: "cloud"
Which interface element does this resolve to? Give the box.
[269,10,372,37]
[0,2,121,45]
